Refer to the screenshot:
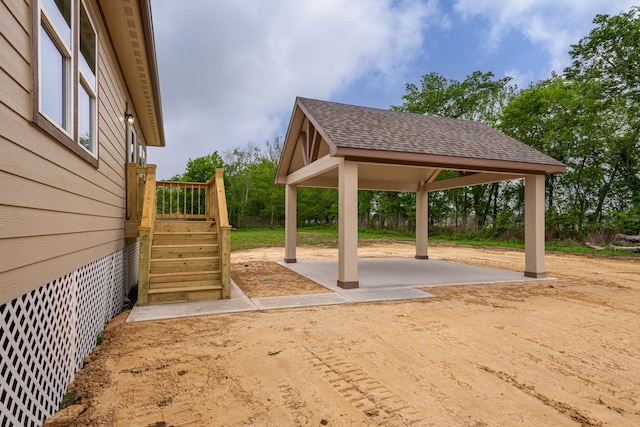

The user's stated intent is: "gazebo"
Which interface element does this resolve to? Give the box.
[275,97,566,289]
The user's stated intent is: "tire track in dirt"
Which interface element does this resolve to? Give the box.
[478,365,604,426]
[276,380,316,425]
[303,345,427,426]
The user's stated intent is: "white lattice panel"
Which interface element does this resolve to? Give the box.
[0,243,138,426]
[125,240,139,290]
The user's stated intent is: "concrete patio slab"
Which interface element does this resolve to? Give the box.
[251,292,350,310]
[338,287,436,303]
[128,257,547,322]
[127,281,257,322]
[281,258,535,290]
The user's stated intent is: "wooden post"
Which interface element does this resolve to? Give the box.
[137,228,151,305]
[525,174,546,278]
[338,160,359,288]
[137,165,156,305]
[126,162,137,221]
[213,168,231,299]
[284,184,297,263]
[220,225,231,299]
[205,174,216,222]
[215,169,228,225]
[415,186,429,259]
[137,175,145,221]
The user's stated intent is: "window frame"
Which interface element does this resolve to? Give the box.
[77,1,98,155]
[127,123,137,164]
[32,0,99,167]
[126,117,146,166]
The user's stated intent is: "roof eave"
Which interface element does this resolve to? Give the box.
[334,147,566,175]
[97,0,165,147]
[138,0,165,147]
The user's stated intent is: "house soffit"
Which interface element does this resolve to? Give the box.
[97,0,165,147]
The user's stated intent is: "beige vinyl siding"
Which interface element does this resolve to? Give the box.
[0,0,142,304]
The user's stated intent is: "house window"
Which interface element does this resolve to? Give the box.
[127,120,146,166]
[128,125,137,163]
[138,139,146,166]
[33,0,99,167]
[39,0,71,132]
[78,3,97,153]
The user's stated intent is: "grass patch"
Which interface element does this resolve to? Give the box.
[231,228,286,251]
[231,226,414,251]
[545,240,640,257]
[230,227,639,257]
[231,226,339,251]
[430,234,524,249]
[60,390,76,410]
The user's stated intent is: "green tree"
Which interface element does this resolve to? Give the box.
[393,71,517,230]
[182,152,224,182]
[222,140,287,228]
[245,158,284,226]
[392,70,516,126]
[298,188,338,225]
[565,6,640,224]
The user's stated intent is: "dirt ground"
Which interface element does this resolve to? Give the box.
[47,243,640,426]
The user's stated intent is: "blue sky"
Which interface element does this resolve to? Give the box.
[150,0,638,179]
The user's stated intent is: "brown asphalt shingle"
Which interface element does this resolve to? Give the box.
[297,97,564,167]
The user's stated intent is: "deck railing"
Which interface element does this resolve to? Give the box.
[156,181,208,220]
[127,164,231,304]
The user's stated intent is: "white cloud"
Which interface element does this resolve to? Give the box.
[452,0,638,75]
[151,0,439,178]
[503,68,536,91]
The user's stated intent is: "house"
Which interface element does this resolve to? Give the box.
[276,97,566,287]
[0,0,164,424]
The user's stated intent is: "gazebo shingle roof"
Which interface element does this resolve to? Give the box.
[297,97,564,168]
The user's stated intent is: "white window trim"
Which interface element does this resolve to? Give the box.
[38,2,73,138]
[32,0,100,167]
[77,0,98,155]
[127,123,137,164]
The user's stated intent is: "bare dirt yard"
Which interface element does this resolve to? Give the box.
[48,243,640,426]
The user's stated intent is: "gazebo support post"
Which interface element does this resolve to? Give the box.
[338,160,359,288]
[415,186,429,259]
[524,174,546,278]
[284,184,297,263]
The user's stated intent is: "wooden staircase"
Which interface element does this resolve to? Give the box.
[128,165,231,306]
[147,220,223,304]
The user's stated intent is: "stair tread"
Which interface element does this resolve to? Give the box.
[152,243,218,247]
[153,230,216,236]
[151,256,218,262]
[152,243,218,253]
[150,270,220,278]
[155,220,213,223]
[148,284,223,294]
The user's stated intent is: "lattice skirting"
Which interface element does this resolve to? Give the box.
[0,242,139,427]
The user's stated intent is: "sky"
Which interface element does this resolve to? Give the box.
[149,0,638,179]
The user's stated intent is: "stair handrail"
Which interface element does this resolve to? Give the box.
[213,168,231,298]
[137,164,157,305]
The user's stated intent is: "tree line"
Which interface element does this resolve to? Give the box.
[167,7,640,241]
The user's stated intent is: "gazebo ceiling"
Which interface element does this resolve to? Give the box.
[276,97,566,191]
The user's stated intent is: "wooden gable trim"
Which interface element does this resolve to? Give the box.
[295,97,339,156]
[276,98,339,183]
[299,118,323,166]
